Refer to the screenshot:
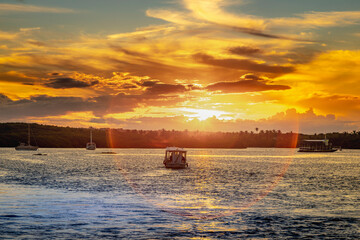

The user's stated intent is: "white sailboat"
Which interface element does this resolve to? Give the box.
[15,124,38,151]
[86,127,96,150]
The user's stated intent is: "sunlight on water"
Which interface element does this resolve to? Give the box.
[0,148,359,239]
[112,148,295,219]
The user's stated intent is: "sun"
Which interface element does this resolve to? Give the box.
[180,108,230,121]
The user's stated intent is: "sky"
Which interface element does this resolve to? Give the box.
[1,0,360,133]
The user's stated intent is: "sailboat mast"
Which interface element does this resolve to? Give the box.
[27,124,30,145]
[90,127,93,143]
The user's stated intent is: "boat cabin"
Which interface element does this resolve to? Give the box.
[86,142,96,150]
[163,147,188,169]
[298,139,337,152]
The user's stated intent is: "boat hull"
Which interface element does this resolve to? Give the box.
[164,162,188,169]
[298,149,337,152]
[15,146,38,151]
[86,142,96,150]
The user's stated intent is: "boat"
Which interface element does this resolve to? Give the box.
[298,139,339,152]
[163,147,188,169]
[101,151,116,154]
[15,124,38,151]
[86,127,96,150]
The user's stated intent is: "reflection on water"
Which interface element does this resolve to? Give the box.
[0,148,359,239]
[116,148,295,219]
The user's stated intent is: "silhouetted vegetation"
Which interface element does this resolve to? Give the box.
[0,123,359,148]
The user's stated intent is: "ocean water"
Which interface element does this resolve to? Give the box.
[0,148,359,239]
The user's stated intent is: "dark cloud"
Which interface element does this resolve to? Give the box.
[141,80,159,87]
[144,83,187,95]
[228,46,318,66]
[193,53,294,74]
[9,51,245,84]
[241,73,260,81]
[106,56,205,82]
[281,47,321,64]
[0,88,190,121]
[105,55,246,83]
[230,26,292,40]
[206,78,291,93]
[217,24,315,42]
[44,77,98,89]
[138,80,188,95]
[228,46,262,56]
[0,93,12,104]
[89,118,108,124]
[121,83,138,89]
[49,72,61,76]
[0,95,92,120]
[254,46,320,66]
[0,94,138,120]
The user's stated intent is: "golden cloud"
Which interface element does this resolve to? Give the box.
[1,0,360,132]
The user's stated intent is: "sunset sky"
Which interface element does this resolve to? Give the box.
[1,0,360,133]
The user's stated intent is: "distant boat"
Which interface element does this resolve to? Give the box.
[15,124,38,151]
[86,127,96,150]
[298,139,339,152]
[101,151,116,154]
[163,147,188,169]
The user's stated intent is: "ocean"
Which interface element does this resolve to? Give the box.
[0,148,359,239]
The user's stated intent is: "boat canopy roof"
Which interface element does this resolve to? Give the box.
[303,139,328,142]
[165,147,186,152]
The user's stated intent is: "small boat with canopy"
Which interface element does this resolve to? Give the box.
[163,147,188,169]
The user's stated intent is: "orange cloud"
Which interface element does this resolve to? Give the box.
[0,30,18,40]
[86,108,358,134]
[1,0,359,133]
[0,71,37,84]
[183,0,266,30]
[298,94,360,119]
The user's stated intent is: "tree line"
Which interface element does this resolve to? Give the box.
[0,123,359,149]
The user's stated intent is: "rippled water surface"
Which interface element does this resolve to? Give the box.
[0,148,359,239]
